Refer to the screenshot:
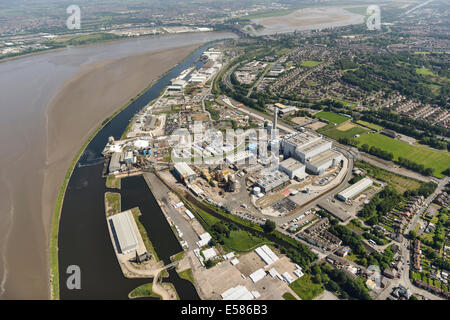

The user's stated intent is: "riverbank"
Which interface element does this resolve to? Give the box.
[45,43,203,299]
[0,31,235,300]
[0,30,218,65]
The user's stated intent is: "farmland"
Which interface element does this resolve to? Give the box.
[355,133,450,178]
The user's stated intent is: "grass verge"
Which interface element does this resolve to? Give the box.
[289,274,324,300]
[128,283,162,299]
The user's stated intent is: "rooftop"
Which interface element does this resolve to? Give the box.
[308,149,341,167]
[279,157,305,171]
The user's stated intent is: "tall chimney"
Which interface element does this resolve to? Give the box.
[273,106,278,131]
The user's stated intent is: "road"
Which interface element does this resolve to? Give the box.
[376,176,448,300]
[358,153,432,183]
[144,172,200,250]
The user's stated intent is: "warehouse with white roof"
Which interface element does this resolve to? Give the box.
[279,157,307,180]
[306,149,342,175]
[295,139,332,162]
[108,211,139,254]
[337,177,373,202]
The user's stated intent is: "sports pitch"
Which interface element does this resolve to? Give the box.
[356,133,450,178]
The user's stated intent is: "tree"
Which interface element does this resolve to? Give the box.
[204,260,214,269]
[263,220,276,233]
[327,280,340,292]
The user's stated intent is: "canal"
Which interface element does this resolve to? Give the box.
[58,44,214,299]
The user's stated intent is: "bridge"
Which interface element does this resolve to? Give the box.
[162,260,179,270]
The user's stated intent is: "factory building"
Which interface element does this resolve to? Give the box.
[255,170,290,193]
[109,152,121,174]
[224,151,255,165]
[279,158,307,180]
[281,131,322,161]
[278,106,297,117]
[173,162,197,183]
[108,211,139,254]
[167,79,186,92]
[295,139,332,163]
[337,177,373,202]
[306,149,342,175]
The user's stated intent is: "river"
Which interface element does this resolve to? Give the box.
[0,32,235,299]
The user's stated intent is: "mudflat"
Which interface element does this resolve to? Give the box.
[1,43,201,299]
[252,6,365,35]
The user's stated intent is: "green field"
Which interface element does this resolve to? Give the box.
[282,292,297,300]
[222,230,267,252]
[416,67,435,76]
[289,274,324,300]
[129,283,161,299]
[356,133,450,178]
[319,124,368,140]
[105,192,121,217]
[356,120,383,131]
[106,175,121,189]
[299,60,322,67]
[314,111,349,124]
[178,268,194,284]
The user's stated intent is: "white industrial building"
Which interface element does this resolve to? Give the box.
[184,209,195,220]
[337,177,373,202]
[167,79,186,92]
[254,245,279,266]
[249,268,267,283]
[202,247,217,261]
[196,232,212,248]
[109,152,121,174]
[221,285,255,300]
[306,149,342,175]
[281,130,322,161]
[108,211,139,254]
[255,170,290,193]
[295,139,332,162]
[279,158,307,180]
[173,162,197,182]
[224,150,255,165]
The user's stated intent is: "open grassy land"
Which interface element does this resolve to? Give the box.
[222,230,267,252]
[299,60,322,67]
[356,120,383,131]
[105,192,121,217]
[106,175,121,189]
[171,251,185,262]
[355,161,423,193]
[186,200,269,252]
[356,133,450,178]
[416,67,435,76]
[282,292,297,300]
[178,268,194,284]
[314,111,349,125]
[319,122,368,140]
[129,283,161,299]
[289,274,324,300]
[332,98,357,108]
[67,33,121,46]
